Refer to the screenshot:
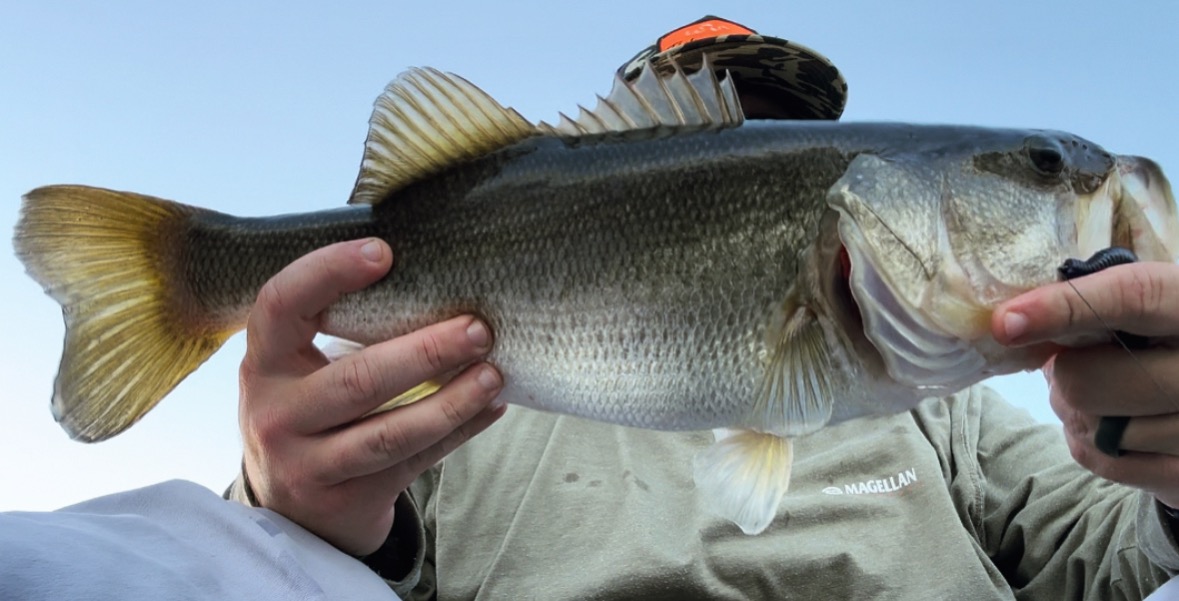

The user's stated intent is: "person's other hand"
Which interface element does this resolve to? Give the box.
[993,261,1179,508]
[239,238,506,555]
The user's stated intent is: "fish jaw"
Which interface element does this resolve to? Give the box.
[1072,159,1176,264]
[817,152,1004,404]
[1112,156,1179,262]
[823,147,1149,402]
[828,149,1178,402]
[833,208,1002,398]
[830,178,1082,398]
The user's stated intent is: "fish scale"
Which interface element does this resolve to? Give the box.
[314,128,840,431]
[14,66,1176,535]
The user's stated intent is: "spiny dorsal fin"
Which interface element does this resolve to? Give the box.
[348,68,536,205]
[539,55,744,137]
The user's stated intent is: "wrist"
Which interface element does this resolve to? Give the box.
[223,460,263,506]
[357,492,424,584]
[240,461,261,506]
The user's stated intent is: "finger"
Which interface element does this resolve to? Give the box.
[289,315,494,432]
[359,402,506,497]
[309,399,504,556]
[1049,345,1179,417]
[1053,386,1179,495]
[1119,414,1179,455]
[312,362,503,483]
[299,397,505,554]
[1049,381,1096,442]
[1065,434,1179,498]
[993,262,1179,346]
[245,239,392,374]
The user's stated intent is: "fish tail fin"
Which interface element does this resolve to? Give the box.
[692,428,794,535]
[14,185,234,442]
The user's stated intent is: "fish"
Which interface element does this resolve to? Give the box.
[13,61,1178,534]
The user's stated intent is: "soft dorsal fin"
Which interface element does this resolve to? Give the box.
[348,68,537,205]
[539,55,744,137]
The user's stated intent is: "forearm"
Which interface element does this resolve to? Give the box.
[1138,494,1179,573]
[984,464,1173,599]
[959,387,1177,598]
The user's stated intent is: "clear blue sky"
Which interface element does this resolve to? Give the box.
[1,0,1176,510]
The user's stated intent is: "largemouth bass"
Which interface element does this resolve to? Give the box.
[14,64,1177,534]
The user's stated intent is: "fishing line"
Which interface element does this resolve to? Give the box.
[1062,279,1166,397]
[1058,249,1176,455]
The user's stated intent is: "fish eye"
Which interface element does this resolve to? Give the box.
[1025,136,1066,176]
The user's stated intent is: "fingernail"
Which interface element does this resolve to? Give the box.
[477,365,502,391]
[1003,311,1028,342]
[467,320,490,349]
[360,239,383,262]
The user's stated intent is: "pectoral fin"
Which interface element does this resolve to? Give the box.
[693,428,794,535]
[754,306,834,436]
[696,306,831,534]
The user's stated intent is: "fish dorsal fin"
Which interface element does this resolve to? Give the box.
[754,305,835,436]
[348,68,536,205]
[539,55,744,138]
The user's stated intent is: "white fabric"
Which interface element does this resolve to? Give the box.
[1148,578,1179,601]
[0,480,398,600]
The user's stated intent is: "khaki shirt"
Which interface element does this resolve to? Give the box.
[230,385,1179,599]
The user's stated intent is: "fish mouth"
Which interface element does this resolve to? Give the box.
[833,216,986,393]
[1113,156,1178,262]
[1073,156,1177,270]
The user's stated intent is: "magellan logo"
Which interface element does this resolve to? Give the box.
[822,468,918,495]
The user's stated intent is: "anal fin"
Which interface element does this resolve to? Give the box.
[371,379,444,414]
[693,428,794,535]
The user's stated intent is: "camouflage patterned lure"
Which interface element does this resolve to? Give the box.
[14,62,1177,534]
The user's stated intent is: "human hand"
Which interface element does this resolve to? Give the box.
[238,238,506,555]
[992,261,1179,507]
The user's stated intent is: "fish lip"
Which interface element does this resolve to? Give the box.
[1073,156,1177,265]
[1114,155,1179,261]
[834,216,985,392]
